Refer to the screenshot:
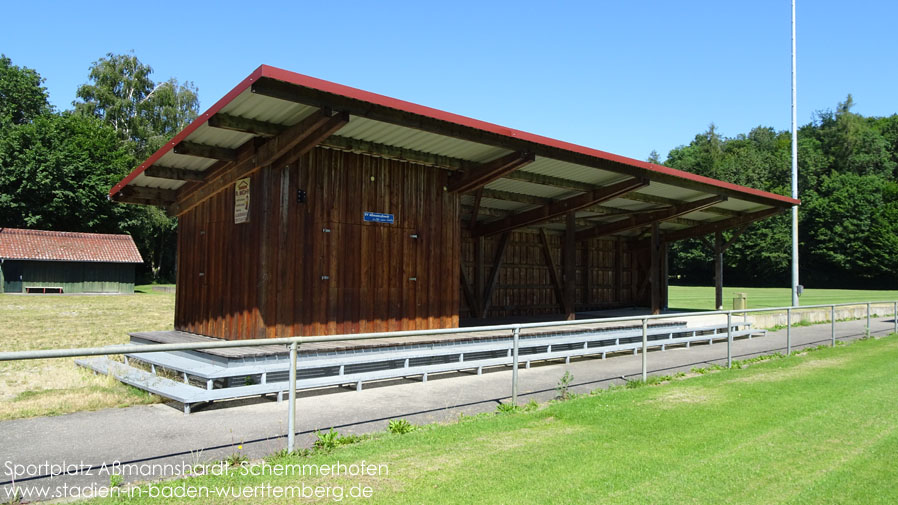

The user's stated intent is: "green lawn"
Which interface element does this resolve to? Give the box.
[86,335,898,505]
[0,291,173,420]
[669,285,898,310]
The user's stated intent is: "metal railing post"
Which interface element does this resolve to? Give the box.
[511,326,520,405]
[831,305,836,347]
[894,301,897,335]
[641,318,648,381]
[864,303,872,337]
[727,312,733,368]
[287,342,297,453]
[786,308,792,355]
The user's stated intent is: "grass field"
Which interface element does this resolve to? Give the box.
[81,334,898,505]
[0,287,173,420]
[1,285,896,422]
[669,285,898,310]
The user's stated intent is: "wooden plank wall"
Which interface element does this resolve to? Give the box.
[459,230,647,319]
[175,147,459,340]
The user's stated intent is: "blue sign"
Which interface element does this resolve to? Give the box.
[363,212,394,224]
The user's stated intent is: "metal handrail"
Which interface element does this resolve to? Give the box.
[1,299,895,452]
[0,300,895,362]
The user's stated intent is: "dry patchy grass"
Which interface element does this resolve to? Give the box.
[0,292,174,420]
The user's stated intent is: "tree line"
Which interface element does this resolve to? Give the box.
[661,97,898,288]
[0,53,198,281]
[1,52,896,287]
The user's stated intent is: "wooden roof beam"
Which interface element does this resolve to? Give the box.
[448,151,535,193]
[505,171,750,220]
[503,170,594,191]
[503,170,742,218]
[472,178,648,237]
[143,165,205,182]
[172,141,237,162]
[462,205,659,230]
[112,186,177,205]
[321,135,467,170]
[207,113,285,137]
[661,207,783,242]
[576,195,725,241]
[173,109,348,216]
[273,112,349,166]
[622,192,740,217]
[479,188,550,206]
[208,110,468,171]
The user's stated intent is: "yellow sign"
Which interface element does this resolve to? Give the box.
[234,178,251,224]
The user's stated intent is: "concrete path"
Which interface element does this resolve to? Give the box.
[1,316,893,501]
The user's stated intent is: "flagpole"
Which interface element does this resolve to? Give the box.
[791,0,800,307]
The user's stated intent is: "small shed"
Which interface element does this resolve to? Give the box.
[0,228,143,294]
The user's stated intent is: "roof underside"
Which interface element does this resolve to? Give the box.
[110,65,797,241]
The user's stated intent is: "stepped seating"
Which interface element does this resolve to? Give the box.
[76,321,765,414]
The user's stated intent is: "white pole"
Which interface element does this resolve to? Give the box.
[791,0,800,307]
[287,342,297,453]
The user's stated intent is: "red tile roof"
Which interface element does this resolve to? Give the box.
[0,228,143,264]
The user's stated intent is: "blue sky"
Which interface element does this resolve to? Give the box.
[1,0,895,161]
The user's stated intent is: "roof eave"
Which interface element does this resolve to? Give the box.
[109,64,800,210]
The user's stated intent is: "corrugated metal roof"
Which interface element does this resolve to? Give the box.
[0,228,143,264]
[519,158,620,185]
[109,65,797,239]
[484,178,574,200]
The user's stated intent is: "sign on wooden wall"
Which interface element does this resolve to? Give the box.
[363,212,394,224]
[234,178,251,224]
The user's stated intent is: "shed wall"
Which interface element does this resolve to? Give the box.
[0,260,135,293]
[175,147,460,340]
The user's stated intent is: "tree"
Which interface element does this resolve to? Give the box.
[665,96,898,288]
[0,112,135,232]
[812,95,896,179]
[73,52,199,159]
[802,173,898,286]
[0,55,50,128]
[71,52,201,281]
[141,78,200,155]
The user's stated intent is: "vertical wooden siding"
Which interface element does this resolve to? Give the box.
[175,147,460,340]
[459,231,646,319]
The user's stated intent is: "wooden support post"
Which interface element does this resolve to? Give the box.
[474,236,485,318]
[481,232,510,318]
[460,266,477,316]
[539,229,566,313]
[650,223,661,315]
[468,188,483,229]
[563,212,576,320]
[583,243,592,308]
[661,241,669,310]
[714,231,724,310]
[615,238,623,304]
[631,246,639,305]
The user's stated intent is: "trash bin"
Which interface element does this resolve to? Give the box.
[733,293,747,310]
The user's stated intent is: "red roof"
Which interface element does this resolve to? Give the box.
[109,65,799,209]
[0,228,143,264]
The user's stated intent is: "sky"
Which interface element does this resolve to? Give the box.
[1,0,896,162]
